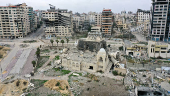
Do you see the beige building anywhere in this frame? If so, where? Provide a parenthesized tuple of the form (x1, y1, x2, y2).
(116, 19, 128, 30)
(34, 15, 38, 29)
(126, 44, 147, 57)
(61, 32, 109, 72)
(91, 26, 101, 32)
(0, 3, 33, 39)
(95, 13, 102, 27)
(42, 8, 73, 38)
(62, 48, 109, 72)
(148, 41, 170, 58)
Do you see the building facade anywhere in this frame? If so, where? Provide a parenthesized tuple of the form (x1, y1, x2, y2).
(0, 3, 35, 39)
(91, 26, 101, 32)
(148, 41, 170, 58)
(137, 9, 150, 23)
(102, 9, 113, 37)
(95, 13, 102, 26)
(42, 6, 73, 38)
(150, 0, 170, 42)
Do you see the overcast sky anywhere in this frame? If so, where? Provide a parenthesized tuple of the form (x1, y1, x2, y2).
(1, 0, 152, 13)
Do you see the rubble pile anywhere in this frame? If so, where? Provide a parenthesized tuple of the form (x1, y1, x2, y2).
(86, 74, 99, 81)
(0, 79, 29, 96)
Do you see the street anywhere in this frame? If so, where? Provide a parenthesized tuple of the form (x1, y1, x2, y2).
(0, 25, 45, 81)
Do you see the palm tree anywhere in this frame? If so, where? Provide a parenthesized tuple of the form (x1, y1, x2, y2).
(50, 39, 54, 46)
(32, 60, 36, 67)
(56, 39, 59, 46)
(61, 40, 65, 47)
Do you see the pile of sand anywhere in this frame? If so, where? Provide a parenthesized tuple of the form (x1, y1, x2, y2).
(86, 74, 99, 81)
(44, 79, 71, 95)
(0, 79, 29, 96)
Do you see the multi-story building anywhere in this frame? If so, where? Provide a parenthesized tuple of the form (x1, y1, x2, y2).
(42, 6, 73, 38)
(88, 11, 96, 26)
(95, 13, 102, 26)
(148, 41, 170, 58)
(34, 10, 46, 21)
(102, 9, 113, 37)
(0, 3, 34, 39)
(137, 9, 150, 23)
(150, 0, 170, 42)
(91, 26, 101, 32)
(34, 14, 38, 29)
(115, 19, 128, 30)
(73, 15, 81, 30)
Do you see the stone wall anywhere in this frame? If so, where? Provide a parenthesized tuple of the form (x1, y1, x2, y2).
(77, 40, 107, 52)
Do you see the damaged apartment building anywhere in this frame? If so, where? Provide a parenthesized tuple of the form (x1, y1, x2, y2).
(0, 3, 35, 39)
(42, 5, 73, 39)
(61, 32, 109, 72)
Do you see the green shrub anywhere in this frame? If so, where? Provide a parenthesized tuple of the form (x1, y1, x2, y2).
(55, 56, 60, 60)
(112, 71, 118, 76)
(56, 82, 60, 86)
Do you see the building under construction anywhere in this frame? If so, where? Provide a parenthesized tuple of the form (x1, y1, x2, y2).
(102, 9, 113, 37)
(42, 4, 73, 38)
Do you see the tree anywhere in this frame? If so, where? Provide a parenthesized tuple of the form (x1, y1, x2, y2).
(88, 25, 92, 32)
(65, 38, 69, 46)
(61, 40, 65, 47)
(56, 39, 59, 46)
(32, 61, 36, 67)
(36, 48, 40, 58)
(50, 39, 54, 46)
(36, 50, 40, 58)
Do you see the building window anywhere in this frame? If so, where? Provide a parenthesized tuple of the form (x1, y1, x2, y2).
(155, 51, 159, 53)
(161, 48, 166, 50)
(161, 51, 166, 53)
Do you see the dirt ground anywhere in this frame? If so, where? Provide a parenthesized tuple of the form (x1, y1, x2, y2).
(44, 68, 63, 76)
(69, 73, 129, 96)
(26, 86, 61, 96)
(0, 45, 10, 61)
(0, 79, 28, 96)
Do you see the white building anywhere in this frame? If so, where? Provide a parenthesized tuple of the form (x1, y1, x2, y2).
(95, 13, 102, 26)
(137, 9, 150, 23)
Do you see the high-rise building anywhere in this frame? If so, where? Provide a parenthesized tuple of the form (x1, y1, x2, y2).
(42, 5, 73, 38)
(0, 3, 34, 39)
(95, 13, 102, 26)
(150, 0, 170, 42)
(102, 9, 113, 37)
(137, 9, 150, 23)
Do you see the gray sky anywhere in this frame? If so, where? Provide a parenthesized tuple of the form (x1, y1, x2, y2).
(1, 0, 152, 13)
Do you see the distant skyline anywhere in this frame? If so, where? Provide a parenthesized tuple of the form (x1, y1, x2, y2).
(1, 0, 152, 13)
